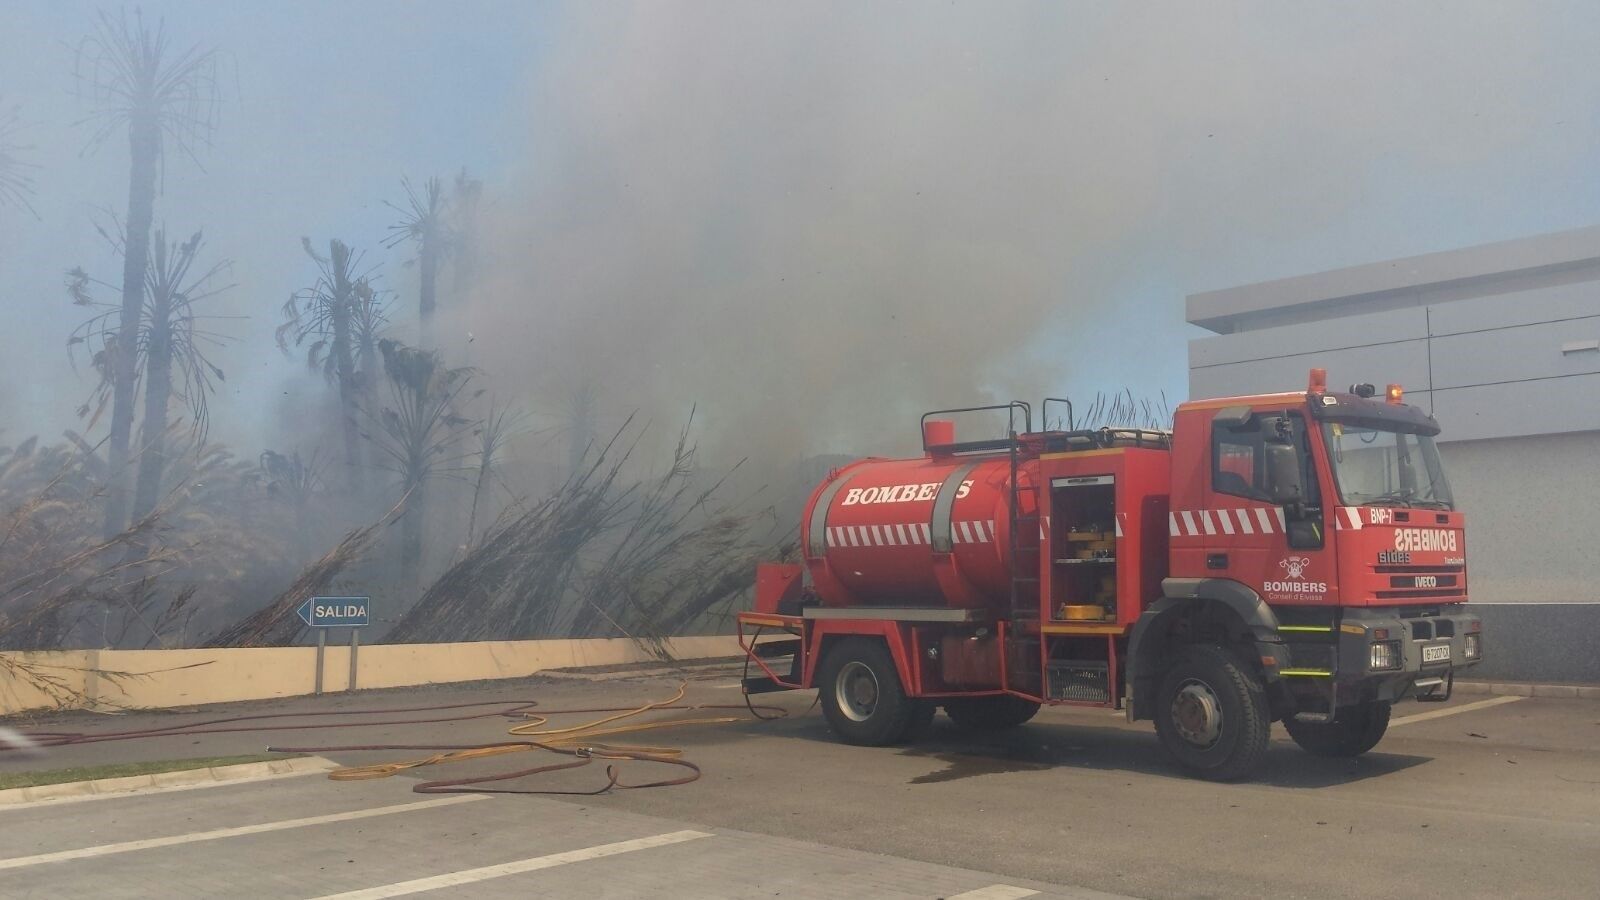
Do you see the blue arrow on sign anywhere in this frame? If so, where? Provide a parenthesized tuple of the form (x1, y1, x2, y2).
(297, 596, 371, 628)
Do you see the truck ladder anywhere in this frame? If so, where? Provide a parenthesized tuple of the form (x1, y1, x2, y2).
(1008, 429, 1041, 620)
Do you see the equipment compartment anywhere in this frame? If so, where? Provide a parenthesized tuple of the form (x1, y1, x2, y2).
(1050, 475, 1117, 621)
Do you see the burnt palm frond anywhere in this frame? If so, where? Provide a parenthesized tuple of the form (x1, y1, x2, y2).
(73, 8, 224, 167)
(279, 239, 373, 488)
(464, 399, 531, 548)
(385, 176, 451, 337)
(391, 411, 780, 647)
(142, 229, 234, 443)
(66, 229, 235, 444)
(449, 169, 482, 296)
(365, 339, 479, 485)
(363, 339, 479, 585)
(278, 238, 378, 377)
(383, 175, 451, 255)
(349, 278, 391, 392)
(259, 449, 326, 509)
(0, 99, 38, 215)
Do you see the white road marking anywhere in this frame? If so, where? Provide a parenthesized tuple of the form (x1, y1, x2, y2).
(0, 795, 486, 871)
(946, 886, 1041, 900)
(1388, 695, 1523, 727)
(0, 762, 337, 812)
(309, 830, 713, 899)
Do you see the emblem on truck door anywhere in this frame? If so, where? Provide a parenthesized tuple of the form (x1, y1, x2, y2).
(1264, 556, 1328, 600)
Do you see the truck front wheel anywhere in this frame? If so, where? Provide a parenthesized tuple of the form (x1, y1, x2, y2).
(1153, 645, 1271, 781)
(944, 695, 1041, 731)
(1284, 701, 1391, 757)
(818, 638, 920, 746)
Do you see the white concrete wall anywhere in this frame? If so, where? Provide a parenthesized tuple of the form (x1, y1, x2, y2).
(1189, 278, 1600, 441)
(1441, 432, 1600, 604)
(0, 635, 744, 715)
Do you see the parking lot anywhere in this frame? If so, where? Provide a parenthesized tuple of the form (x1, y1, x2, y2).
(3, 669, 1598, 899)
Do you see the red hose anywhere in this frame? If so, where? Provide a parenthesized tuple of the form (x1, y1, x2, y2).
(4, 691, 788, 796)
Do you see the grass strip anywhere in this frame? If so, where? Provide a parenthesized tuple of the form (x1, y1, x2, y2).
(0, 753, 304, 790)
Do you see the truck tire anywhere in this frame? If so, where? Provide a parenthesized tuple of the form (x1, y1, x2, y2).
(1284, 701, 1392, 757)
(943, 695, 1041, 731)
(1153, 645, 1271, 782)
(818, 638, 920, 746)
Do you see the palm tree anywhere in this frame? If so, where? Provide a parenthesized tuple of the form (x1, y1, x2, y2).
(465, 399, 528, 548)
(448, 170, 482, 364)
(279, 239, 374, 494)
(75, 9, 222, 535)
(365, 339, 478, 586)
(0, 99, 37, 216)
(258, 449, 326, 565)
(129, 230, 232, 521)
(385, 177, 450, 347)
(66, 229, 234, 524)
(348, 277, 391, 476)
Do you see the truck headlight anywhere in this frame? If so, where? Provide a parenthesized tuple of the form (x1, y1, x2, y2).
(1464, 634, 1480, 660)
(1370, 640, 1402, 671)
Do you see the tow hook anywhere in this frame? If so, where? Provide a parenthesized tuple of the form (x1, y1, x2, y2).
(1414, 670, 1454, 703)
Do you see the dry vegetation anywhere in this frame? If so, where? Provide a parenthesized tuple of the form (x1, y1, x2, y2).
(387, 415, 789, 649)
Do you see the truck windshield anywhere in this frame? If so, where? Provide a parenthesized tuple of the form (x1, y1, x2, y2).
(1321, 423, 1454, 509)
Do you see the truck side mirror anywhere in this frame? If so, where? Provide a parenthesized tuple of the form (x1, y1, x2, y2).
(1264, 442, 1303, 506)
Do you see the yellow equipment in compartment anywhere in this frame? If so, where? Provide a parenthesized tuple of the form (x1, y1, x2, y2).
(1059, 527, 1116, 621)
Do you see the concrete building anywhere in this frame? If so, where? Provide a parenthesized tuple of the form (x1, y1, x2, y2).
(1187, 225, 1600, 683)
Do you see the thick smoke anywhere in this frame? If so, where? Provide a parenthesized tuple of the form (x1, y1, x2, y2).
(3, 2, 1596, 468)
(456, 1, 1593, 467)
(463, 4, 1137, 465)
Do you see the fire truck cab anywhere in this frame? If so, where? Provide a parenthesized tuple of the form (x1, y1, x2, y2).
(739, 370, 1482, 781)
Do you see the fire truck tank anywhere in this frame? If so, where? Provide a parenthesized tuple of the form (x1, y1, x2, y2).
(802, 422, 1036, 611)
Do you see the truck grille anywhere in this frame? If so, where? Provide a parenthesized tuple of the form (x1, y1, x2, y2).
(1371, 565, 1466, 601)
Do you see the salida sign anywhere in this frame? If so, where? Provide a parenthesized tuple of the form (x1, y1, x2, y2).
(296, 596, 371, 628)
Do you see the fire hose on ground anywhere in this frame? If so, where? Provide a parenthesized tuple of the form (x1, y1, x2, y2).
(8, 682, 792, 796)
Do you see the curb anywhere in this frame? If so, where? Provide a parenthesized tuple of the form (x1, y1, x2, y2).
(0, 755, 337, 807)
(539, 660, 745, 683)
(1454, 680, 1600, 700)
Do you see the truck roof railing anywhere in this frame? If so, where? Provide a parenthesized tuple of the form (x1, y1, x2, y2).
(1038, 427, 1172, 453)
(920, 402, 1033, 454)
(920, 400, 1171, 456)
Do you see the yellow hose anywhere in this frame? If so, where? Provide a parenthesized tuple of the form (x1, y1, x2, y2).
(325, 682, 746, 784)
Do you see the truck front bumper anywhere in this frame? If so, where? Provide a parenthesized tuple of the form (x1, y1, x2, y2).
(1337, 606, 1482, 703)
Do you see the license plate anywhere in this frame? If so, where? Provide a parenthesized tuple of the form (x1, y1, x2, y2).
(1422, 643, 1451, 664)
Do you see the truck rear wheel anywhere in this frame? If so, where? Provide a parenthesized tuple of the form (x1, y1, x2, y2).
(818, 638, 920, 746)
(1284, 701, 1391, 757)
(944, 695, 1041, 731)
(1153, 645, 1271, 781)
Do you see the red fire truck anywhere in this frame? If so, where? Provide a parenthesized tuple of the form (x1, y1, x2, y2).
(738, 370, 1481, 780)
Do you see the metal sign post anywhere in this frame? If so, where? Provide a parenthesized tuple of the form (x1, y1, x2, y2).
(348, 628, 360, 691)
(299, 597, 371, 697)
(315, 630, 327, 695)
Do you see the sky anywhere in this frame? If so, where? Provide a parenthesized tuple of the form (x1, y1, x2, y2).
(2, 1, 1599, 467)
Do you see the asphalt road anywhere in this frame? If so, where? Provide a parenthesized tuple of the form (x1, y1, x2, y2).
(3, 670, 1598, 899)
